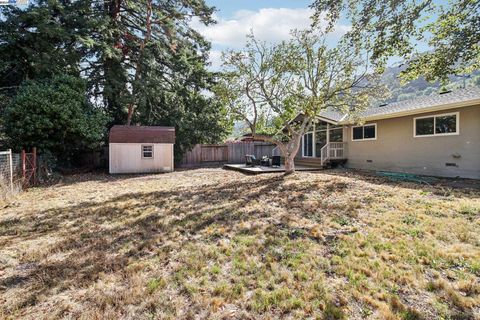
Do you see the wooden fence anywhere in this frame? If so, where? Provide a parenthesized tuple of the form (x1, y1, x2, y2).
(179, 142, 277, 167)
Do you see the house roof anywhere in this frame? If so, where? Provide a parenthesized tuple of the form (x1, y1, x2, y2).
(237, 133, 270, 142)
(109, 125, 175, 144)
(319, 87, 480, 123)
(318, 109, 346, 122)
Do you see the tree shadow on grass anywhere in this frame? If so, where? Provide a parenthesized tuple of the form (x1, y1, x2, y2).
(44, 171, 168, 187)
(0, 174, 326, 314)
(51, 167, 230, 188)
(1, 170, 477, 319)
(317, 168, 480, 198)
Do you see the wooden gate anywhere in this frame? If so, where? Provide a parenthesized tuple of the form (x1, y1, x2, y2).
(21, 147, 37, 188)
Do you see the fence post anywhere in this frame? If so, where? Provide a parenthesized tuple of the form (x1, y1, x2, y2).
(32, 147, 37, 186)
(8, 149, 13, 192)
(21, 149, 26, 185)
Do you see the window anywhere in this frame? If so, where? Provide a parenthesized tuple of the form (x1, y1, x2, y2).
(364, 125, 376, 139)
(353, 127, 363, 140)
(142, 145, 154, 158)
(303, 132, 313, 157)
(415, 117, 434, 136)
(414, 112, 458, 137)
(329, 128, 343, 142)
(435, 115, 457, 134)
(315, 121, 328, 130)
(352, 124, 377, 141)
(315, 130, 327, 157)
(303, 122, 346, 158)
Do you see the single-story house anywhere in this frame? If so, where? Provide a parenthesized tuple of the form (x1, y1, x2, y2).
(109, 125, 175, 174)
(295, 87, 480, 179)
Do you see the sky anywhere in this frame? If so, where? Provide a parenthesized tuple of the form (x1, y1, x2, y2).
(193, 0, 352, 70)
(193, 0, 449, 70)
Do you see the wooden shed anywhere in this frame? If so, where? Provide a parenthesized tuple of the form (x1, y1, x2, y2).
(109, 125, 175, 174)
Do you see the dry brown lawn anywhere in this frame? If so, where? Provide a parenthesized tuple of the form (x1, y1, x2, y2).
(0, 168, 479, 319)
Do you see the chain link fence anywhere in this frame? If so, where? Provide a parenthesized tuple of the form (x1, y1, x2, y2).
(0, 150, 22, 200)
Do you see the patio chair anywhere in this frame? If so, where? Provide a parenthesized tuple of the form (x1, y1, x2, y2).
(245, 155, 261, 167)
(271, 156, 281, 167)
(260, 156, 270, 166)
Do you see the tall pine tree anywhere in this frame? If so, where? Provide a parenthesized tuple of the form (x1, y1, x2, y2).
(0, 0, 230, 159)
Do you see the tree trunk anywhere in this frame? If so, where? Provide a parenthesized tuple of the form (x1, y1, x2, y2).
(251, 129, 304, 176)
(284, 153, 296, 175)
(283, 129, 304, 176)
(126, 104, 134, 125)
(123, 0, 153, 126)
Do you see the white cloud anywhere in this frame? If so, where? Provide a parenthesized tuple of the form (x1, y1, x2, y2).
(193, 8, 351, 70)
(193, 8, 350, 49)
(207, 50, 223, 70)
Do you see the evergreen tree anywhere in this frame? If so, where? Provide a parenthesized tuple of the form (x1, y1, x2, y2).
(4, 75, 109, 164)
(0, 0, 230, 161)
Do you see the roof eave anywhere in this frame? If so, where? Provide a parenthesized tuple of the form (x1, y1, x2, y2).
(339, 99, 480, 124)
(315, 115, 340, 125)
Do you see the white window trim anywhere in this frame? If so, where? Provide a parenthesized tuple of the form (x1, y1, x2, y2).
(328, 127, 344, 143)
(141, 144, 154, 159)
(351, 123, 377, 141)
(302, 131, 314, 158)
(302, 122, 345, 157)
(413, 112, 460, 138)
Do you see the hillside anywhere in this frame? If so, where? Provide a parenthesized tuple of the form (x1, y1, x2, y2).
(229, 68, 480, 139)
(381, 66, 480, 104)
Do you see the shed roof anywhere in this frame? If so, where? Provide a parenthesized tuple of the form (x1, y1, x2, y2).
(319, 87, 480, 123)
(109, 125, 175, 144)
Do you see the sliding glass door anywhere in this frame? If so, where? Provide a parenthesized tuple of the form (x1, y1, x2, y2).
(302, 122, 344, 158)
(303, 132, 313, 157)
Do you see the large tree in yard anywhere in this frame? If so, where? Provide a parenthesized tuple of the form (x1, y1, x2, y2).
(3, 75, 109, 164)
(87, 0, 217, 126)
(311, 0, 480, 82)
(0, 0, 230, 161)
(218, 32, 384, 174)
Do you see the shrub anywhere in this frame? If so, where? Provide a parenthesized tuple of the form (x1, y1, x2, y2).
(4, 75, 109, 166)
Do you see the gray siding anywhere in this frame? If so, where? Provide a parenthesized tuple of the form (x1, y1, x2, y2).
(345, 105, 480, 179)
